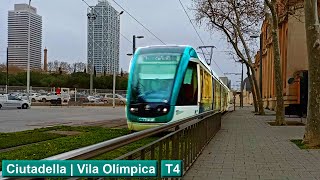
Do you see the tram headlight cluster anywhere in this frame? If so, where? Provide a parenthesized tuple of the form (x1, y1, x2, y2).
(156, 107, 168, 113)
(130, 107, 138, 112)
(129, 104, 169, 115)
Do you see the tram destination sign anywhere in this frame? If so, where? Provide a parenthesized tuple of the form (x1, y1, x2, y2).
(142, 54, 181, 61)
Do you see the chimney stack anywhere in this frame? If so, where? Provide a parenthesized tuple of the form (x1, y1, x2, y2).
(44, 48, 48, 72)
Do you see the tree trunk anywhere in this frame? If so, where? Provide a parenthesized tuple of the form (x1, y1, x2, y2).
(266, 0, 285, 125)
(232, 2, 265, 115)
(303, 0, 320, 146)
(270, 5, 286, 125)
(249, 65, 265, 115)
(246, 65, 258, 112)
(271, 28, 286, 125)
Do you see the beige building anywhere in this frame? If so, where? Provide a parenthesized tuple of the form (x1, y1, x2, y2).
(253, 1, 310, 116)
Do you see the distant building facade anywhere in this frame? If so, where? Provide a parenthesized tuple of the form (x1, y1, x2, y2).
(8, 4, 42, 70)
(87, 0, 120, 75)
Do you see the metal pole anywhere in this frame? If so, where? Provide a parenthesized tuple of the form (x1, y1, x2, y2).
(259, 33, 263, 99)
(241, 62, 244, 108)
(112, 12, 123, 108)
(27, 0, 31, 101)
(90, 13, 94, 95)
(133, 35, 136, 54)
(6, 47, 8, 94)
(233, 95, 236, 111)
(74, 88, 77, 103)
(113, 67, 116, 108)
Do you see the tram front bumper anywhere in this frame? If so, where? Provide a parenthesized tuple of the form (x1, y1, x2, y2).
(127, 121, 166, 131)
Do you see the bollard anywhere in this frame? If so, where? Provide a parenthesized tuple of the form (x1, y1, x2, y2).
(233, 95, 236, 111)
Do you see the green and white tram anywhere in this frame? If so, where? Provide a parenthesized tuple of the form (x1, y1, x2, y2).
(126, 45, 230, 131)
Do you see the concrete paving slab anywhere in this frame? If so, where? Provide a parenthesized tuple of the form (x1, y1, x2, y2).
(183, 107, 320, 180)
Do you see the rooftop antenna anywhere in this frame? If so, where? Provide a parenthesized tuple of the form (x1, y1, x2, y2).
(197, 46, 216, 65)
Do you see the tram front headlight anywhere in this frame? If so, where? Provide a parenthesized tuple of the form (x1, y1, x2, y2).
(130, 107, 138, 112)
(163, 108, 168, 113)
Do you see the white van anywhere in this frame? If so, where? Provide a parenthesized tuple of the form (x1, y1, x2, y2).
(0, 94, 31, 109)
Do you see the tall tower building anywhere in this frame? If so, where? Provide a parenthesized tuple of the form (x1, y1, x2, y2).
(8, 4, 42, 70)
(87, 0, 120, 75)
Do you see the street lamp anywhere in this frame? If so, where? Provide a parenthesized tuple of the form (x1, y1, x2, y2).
(236, 60, 244, 108)
(112, 11, 124, 108)
(250, 34, 263, 98)
(87, 8, 97, 95)
(133, 35, 144, 54)
(27, 0, 32, 101)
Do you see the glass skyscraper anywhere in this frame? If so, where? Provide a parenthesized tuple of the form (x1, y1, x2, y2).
(87, 0, 120, 75)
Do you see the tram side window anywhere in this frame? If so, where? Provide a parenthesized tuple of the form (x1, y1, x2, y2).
(200, 70, 213, 112)
(177, 62, 198, 106)
(214, 80, 221, 111)
(212, 78, 215, 110)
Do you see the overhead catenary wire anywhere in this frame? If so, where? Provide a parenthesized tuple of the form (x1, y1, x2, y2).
(109, 0, 166, 45)
(178, 0, 224, 75)
(121, 34, 132, 44)
(81, 0, 132, 45)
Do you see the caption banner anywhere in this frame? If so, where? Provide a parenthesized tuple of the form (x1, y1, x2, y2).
(2, 160, 182, 177)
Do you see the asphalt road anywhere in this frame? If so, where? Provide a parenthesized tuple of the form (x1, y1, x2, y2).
(0, 106, 126, 132)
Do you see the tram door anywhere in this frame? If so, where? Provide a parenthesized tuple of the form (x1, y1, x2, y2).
(174, 62, 199, 121)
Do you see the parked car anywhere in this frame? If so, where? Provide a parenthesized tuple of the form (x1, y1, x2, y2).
(70, 94, 88, 102)
(17, 93, 40, 102)
(37, 93, 57, 102)
(34, 93, 48, 102)
(103, 94, 126, 105)
(0, 94, 31, 109)
(37, 93, 70, 103)
(87, 95, 103, 103)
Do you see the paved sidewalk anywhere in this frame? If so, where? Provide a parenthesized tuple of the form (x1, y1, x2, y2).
(183, 107, 320, 180)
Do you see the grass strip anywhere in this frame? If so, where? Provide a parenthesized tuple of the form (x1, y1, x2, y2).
(0, 126, 131, 170)
(0, 127, 70, 149)
(291, 139, 320, 149)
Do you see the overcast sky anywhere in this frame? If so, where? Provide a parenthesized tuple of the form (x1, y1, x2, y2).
(0, 0, 247, 90)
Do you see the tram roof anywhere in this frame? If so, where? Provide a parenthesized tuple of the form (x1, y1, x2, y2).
(136, 45, 229, 91)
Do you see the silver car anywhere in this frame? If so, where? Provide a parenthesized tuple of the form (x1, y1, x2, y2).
(103, 94, 126, 105)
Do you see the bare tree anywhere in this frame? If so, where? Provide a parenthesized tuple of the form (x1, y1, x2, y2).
(0, 63, 6, 72)
(47, 62, 54, 72)
(53, 60, 60, 72)
(59, 62, 72, 74)
(193, 0, 265, 114)
(303, 0, 320, 146)
(73, 62, 86, 72)
(231, 54, 258, 111)
(265, 0, 286, 125)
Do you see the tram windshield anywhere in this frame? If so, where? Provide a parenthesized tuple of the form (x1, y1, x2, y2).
(130, 52, 182, 104)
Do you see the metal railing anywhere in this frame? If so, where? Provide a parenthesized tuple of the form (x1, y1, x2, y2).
(0, 111, 221, 179)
